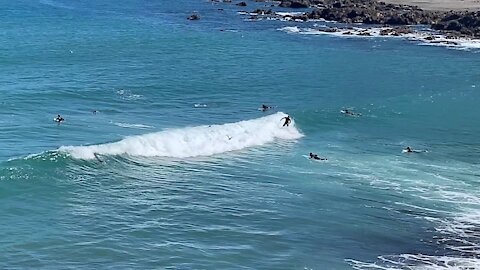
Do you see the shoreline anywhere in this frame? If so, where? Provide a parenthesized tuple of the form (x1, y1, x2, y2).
(379, 0, 480, 11)
(228, 0, 480, 39)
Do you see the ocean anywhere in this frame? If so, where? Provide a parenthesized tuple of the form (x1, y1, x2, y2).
(1, 0, 479, 269)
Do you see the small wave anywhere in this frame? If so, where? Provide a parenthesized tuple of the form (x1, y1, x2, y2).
(59, 112, 303, 160)
(116, 89, 144, 101)
(279, 26, 301, 34)
(113, 122, 154, 129)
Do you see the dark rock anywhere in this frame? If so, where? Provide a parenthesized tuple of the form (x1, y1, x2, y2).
(292, 14, 309, 21)
(347, 9, 358, 18)
(290, 0, 311, 8)
(442, 13, 461, 22)
(431, 23, 445, 30)
(280, 0, 311, 8)
(445, 20, 462, 31)
(385, 15, 407, 25)
(357, 31, 372, 36)
(458, 15, 479, 28)
(236, 1, 247, 6)
(275, 0, 480, 38)
(252, 8, 275, 15)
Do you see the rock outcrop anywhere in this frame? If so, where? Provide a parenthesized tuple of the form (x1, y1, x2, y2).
(277, 0, 480, 37)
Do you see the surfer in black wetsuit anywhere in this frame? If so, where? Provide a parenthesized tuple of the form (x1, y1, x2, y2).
(281, 115, 291, 127)
(261, 104, 272, 112)
(55, 114, 65, 123)
(93, 153, 103, 162)
(342, 109, 361, 116)
(309, 152, 327, 160)
(403, 146, 428, 153)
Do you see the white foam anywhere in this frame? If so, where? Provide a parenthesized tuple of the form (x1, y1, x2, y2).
(113, 122, 154, 129)
(60, 112, 303, 160)
(279, 26, 480, 50)
(279, 26, 301, 33)
(116, 89, 144, 101)
(348, 255, 480, 270)
(276, 12, 304, 17)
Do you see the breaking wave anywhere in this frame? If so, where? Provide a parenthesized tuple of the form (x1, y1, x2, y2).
(59, 112, 302, 160)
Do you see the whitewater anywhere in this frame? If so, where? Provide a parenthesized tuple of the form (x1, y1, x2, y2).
(60, 112, 302, 160)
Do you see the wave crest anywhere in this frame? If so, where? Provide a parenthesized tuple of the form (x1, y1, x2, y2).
(59, 112, 302, 160)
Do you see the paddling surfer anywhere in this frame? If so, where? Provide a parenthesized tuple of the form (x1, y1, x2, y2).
(309, 152, 327, 160)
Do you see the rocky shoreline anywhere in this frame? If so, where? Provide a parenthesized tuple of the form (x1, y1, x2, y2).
(278, 0, 480, 38)
(210, 0, 480, 39)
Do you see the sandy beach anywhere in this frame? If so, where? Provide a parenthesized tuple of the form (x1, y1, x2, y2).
(380, 0, 480, 11)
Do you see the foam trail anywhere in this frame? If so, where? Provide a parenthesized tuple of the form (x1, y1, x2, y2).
(60, 112, 302, 160)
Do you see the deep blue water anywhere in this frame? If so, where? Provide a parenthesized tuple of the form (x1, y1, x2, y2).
(1, 0, 479, 269)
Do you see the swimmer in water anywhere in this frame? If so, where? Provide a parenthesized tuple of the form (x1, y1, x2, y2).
(261, 104, 272, 112)
(54, 114, 65, 123)
(404, 146, 415, 153)
(309, 152, 327, 160)
(403, 146, 428, 153)
(281, 115, 291, 127)
(342, 109, 361, 116)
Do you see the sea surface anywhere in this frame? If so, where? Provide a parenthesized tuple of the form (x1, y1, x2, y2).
(1, 0, 479, 269)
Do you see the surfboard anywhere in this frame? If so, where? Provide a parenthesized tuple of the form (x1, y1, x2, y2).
(258, 106, 274, 111)
(402, 149, 428, 153)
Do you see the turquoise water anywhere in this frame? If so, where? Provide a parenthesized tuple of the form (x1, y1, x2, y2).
(1, 0, 479, 269)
